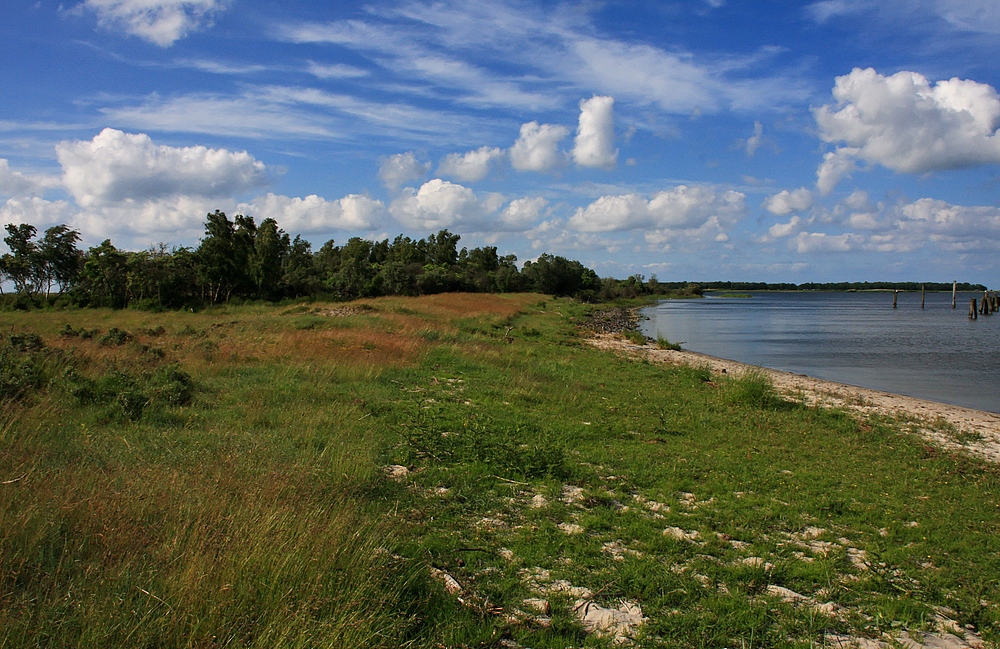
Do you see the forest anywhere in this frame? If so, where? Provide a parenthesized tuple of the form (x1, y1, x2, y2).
(1, 212, 986, 311)
(0, 211, 606, 309)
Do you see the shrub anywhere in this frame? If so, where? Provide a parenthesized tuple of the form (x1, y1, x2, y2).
(0, 342, 47, 401)
(98, 327, 132, 346)
(727, 368, 778, 409)
(656, 335, 681, 351)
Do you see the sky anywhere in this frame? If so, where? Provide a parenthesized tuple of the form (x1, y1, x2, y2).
(3, 0, 1000, 285)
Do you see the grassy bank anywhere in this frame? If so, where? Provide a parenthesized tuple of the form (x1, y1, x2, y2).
(2, 295, 998, 648)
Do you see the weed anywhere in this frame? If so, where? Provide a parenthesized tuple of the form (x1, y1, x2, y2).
(623, 329, 648, 345)
(656, 334, 682, 351)
(98, 327, 132, 347)
(726, 368, 779, 408)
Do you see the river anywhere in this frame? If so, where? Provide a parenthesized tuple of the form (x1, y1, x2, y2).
(640, 291, 1000, 414)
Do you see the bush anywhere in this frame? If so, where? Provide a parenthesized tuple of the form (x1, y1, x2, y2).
(0, 341, 47, 401)
(727, 368, 778, 409)
(98, 327, 132, 347)
(656, 335, 681, 351)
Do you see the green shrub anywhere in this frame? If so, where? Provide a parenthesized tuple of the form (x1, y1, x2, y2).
(623, 329, 647, 345)
(727, 368, 778, 409)
(656, 334, 681, 351)
(0, 342, 47, 401)
(98, 327, 132, 346)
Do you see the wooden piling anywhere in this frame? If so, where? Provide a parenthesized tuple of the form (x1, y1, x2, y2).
(893, 290, 898, 309)
(952, 281, 957, 309)
(921, 284, 925, 309)
(970, 298, 978, 319)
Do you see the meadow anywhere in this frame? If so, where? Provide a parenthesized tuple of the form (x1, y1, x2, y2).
(1, 293, 998, 648)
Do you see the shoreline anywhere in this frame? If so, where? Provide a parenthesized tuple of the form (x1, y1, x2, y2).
(587, 333, 1000, 465)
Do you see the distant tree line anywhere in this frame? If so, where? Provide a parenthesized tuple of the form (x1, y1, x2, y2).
(0, 212, 604, 310)
(692, 280, 988, 292)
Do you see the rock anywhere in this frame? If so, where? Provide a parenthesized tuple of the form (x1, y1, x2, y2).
(558, 522, 585, 535)
(429, 567, 462, 595)
(663, 526, 700, 542)
(384, 464, 409, 480)
(523, 598, 551, 614)
(574, 599, 646, 645)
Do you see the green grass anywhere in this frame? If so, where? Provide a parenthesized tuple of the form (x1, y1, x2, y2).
(2, 295, 999, 648)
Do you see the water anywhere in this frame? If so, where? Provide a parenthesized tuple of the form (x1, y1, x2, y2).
(641, 291, 1000, 413)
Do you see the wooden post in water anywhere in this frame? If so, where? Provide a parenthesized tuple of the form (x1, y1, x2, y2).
(970, 298, 978, 319)
(921, 284, 925, 309)
(952, 281, 957, 309)
(983, 291, 991, 315)
(893, 290, 898, 309)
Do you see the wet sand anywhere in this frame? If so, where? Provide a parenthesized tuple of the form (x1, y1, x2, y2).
(588, 334, 1000, 465)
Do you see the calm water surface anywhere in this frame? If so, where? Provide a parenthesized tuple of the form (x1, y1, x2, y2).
(641, 291, 1000, 413)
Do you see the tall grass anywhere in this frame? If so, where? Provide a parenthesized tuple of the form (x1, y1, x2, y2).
(4, 294, 1000, 648)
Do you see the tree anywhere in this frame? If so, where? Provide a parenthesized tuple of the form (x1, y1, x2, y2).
(75, 240, 128, 308)
(249, 218, 289, 300)
(38, 225, 82, 296)
(1, 223, 43, 298)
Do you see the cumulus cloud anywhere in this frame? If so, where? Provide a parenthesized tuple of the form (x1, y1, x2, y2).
(83, 0, 228, 47)
(764, 187, 814, 215)
(572, 96, 617, 169)
(768, 215, 802, 238)
(499, 196, 548, 229)
(791, 231, 854, 253)
(437, 146, 506, 183)
(56, 128, 268, 208)
(740, 121, 764, 156)
(390, 179, 504, 230)
(379, 152, 431, 190)
(0, 160, 60, 197)
(816, 148, 859, 195)
(568, 185, 746, 245)
(814, 68, 1000, 185)
(0, 197, 76, 229)
(239, 193, 385, 233)
(510, 122, 569, 172)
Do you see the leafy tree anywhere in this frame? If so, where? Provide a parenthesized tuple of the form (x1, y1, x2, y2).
(38, 225, 82, 296)
(249, 218, 289, 300)
(1, 224, 43, 298)
(75, 240, 128, 308)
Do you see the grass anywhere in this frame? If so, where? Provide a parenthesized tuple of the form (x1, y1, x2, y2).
(2, 294, 1000, 648)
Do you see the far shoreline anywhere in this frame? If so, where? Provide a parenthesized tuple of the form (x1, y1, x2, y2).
(588, 333, 1000, 465)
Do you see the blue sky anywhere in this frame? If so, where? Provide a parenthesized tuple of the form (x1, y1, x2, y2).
(3, 0, 1000, 285)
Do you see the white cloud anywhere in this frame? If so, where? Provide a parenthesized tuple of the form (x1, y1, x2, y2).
(764, 187, 814, 215)
(768, 215, 802, 238)
(568, 185, 746, 246)
(56, 128, 268, 208)
(499, 196, 548, 229)
(83, 0, 228, 47)
(0, 160, 60, 197)
(277, 2, 810, 116)
(573, 95, 617, 169)
(791, 231, 854, 253)
(378, 152, 431, 190)
(437, 146, 506, 183)
(815, 68, 1000, 180)
(0, 197, 76, 229)
(815, 148, 859, 195)
(72, 195, 222, 244)
(510, 122, 569, 172)
(741, 121, 764, 156)
(390, 178, 502, 230)
(304, 61, 370, 79)
(239, 193, 385, 233)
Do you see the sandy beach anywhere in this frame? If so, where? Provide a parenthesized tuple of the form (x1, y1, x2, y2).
(588, 333, 1000, 465)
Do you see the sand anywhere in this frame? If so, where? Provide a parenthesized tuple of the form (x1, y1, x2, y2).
(587, 334, 1000, 465)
